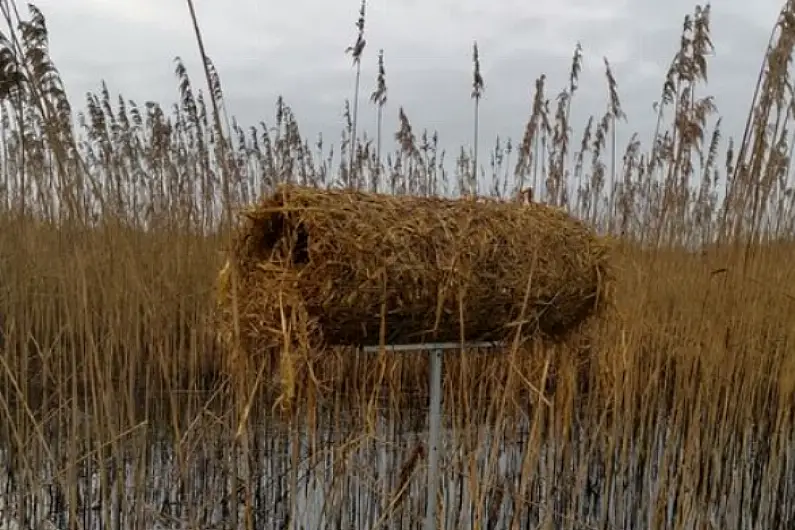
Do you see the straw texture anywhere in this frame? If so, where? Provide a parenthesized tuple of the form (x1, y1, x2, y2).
(217, 185, 614, 352)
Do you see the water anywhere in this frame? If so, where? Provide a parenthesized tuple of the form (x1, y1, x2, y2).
(0, 409, 791, 530)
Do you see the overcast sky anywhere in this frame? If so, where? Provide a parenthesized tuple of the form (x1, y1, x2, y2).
(28, 0, 787, 185)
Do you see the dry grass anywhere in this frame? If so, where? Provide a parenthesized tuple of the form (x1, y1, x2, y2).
(0, 0, 794, 528)
(215, 184, 612, 403)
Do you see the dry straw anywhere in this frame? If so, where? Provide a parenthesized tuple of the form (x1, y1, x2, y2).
(216, 184, 614, 363)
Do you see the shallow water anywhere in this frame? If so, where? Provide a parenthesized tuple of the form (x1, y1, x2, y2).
(0, 411, 790, 530)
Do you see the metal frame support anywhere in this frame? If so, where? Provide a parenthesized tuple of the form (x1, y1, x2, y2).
(362, 341, 500, 530)
(425, 346, 442, 530)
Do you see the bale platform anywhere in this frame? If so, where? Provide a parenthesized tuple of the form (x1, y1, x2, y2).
(217, 185, 613, 353)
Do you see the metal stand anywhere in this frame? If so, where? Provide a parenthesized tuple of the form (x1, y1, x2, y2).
(426, 347, 442, 530)
(362, 341, 500, 530)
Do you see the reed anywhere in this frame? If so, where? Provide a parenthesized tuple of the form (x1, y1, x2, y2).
(0, 0, 793, 528)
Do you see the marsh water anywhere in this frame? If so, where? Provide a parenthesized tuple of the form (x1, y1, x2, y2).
(0, 405, 790, 530)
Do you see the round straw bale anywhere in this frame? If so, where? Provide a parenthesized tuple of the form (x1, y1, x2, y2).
(218, 184, 614, 350)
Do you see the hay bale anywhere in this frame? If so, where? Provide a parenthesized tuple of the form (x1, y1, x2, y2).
(217, 184, 613, 351)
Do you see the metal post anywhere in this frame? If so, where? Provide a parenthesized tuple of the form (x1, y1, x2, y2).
(360, 341, 500, 530)
(425, 347, 443, 530)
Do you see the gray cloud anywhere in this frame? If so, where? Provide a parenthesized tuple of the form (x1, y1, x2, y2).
(31, 0, 788, 187)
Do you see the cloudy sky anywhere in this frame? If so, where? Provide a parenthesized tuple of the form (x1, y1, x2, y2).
(28, 0, 787, 184)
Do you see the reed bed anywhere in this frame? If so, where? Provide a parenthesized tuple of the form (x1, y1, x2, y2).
(0, 0, 794, 528)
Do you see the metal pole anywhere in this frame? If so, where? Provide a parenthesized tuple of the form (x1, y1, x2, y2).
(360, 341, 500, 530)
(425, 347, 443, 530)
